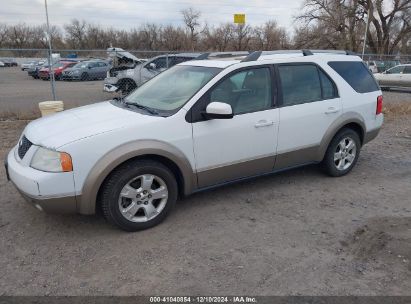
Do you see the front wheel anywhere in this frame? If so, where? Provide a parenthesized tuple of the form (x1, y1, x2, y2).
(100, 159, 178, 232)
(322, 128, 361, 177)
(119, 79, 137, 95)
(80, 72, 88, 81)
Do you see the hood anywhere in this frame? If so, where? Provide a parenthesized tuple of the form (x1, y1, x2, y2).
(107, 47, 140, 62)
(24, 101, 160, 149)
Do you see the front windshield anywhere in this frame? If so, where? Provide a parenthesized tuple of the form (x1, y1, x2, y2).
(125, 65, 221, 113)
(52, 62, 65, 68)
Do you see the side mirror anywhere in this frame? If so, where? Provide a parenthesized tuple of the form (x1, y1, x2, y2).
(148, 63, 156, 70)
(203, 102, 234, 119)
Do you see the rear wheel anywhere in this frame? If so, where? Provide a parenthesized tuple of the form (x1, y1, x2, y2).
(100, 159, 178, 232)
(322, 128, 361, 177)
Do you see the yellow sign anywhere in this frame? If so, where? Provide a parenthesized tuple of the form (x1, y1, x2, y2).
(234, 14, 245, 24)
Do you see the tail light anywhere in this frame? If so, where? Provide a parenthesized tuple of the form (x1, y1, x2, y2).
(376, 95, 383, 115)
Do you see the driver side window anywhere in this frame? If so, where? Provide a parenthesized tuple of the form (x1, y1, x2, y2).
(209, 67, 272, 115)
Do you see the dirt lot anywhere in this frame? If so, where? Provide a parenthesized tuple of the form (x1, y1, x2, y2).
(0, 66, 411, 296)
(0, 67, 112, 117)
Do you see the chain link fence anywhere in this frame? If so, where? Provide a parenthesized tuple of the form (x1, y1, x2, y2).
(1, 48, 410, 119)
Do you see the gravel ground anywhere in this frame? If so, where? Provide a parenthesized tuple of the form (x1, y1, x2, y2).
(0, 114, 410, 295)
(0, 67, 112, 116)
(0, 65, 411, 295)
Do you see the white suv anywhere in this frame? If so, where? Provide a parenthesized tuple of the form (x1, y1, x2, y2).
(5, 50, 384, 231)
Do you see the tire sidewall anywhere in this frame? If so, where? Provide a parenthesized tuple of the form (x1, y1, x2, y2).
(104, 161, 178, 231)
(324, 128, 361, 177)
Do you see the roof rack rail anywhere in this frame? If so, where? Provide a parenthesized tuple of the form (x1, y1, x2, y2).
(309, 49, 357, 55)
(241, 49, 358, 62)
(197, 51, 250, 60)
(241, 50, 313, 62)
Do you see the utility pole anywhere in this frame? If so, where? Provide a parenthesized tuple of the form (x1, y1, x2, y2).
(362, 4, 371, 59)
(44, 0, 56, 100)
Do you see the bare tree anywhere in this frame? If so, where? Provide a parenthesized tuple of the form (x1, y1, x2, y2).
(232, 24, 252, 50)
(181, 7, 201, 50)
(0, 23, 9, 47)
(64, 19, 87, 49)
(297, 0, 411, 53)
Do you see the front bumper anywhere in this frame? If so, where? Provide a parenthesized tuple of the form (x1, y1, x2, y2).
(103, 83, 119, 92)
(103, 77, 120, 92)
(5, 147, 77, 214)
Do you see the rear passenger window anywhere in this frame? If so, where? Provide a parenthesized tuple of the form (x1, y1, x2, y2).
(319, 69, 337, 99)
(328, 61, 379, 93)
(278, 65, 322, 106)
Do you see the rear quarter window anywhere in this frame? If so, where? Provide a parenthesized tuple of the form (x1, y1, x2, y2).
(328, 61, 379, 93)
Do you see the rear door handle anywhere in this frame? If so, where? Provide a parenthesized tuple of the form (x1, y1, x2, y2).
(325, 107, 339, 114)
(255, 120, 274, 128)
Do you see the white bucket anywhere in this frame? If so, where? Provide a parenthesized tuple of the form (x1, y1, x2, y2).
(38, 101, 64, 117)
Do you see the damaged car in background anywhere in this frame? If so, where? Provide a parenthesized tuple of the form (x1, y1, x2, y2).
(103, 49, 202, 95)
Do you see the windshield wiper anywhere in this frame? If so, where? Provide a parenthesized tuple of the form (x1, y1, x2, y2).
(124, 102, 159, 115)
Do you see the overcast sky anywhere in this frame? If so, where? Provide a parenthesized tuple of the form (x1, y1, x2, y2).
(2, 0, 303, 30)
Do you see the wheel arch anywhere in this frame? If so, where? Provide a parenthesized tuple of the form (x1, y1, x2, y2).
(77, 140, 196, 215)
(318, 112, 366, 162)
(118, 78, 137, 91)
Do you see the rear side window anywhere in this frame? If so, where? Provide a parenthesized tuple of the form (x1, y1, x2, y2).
(319, 69, 337, 99)
(404, 66, 411, 74)
(328, 61, 379, 93)
(278, 64, 322, 106)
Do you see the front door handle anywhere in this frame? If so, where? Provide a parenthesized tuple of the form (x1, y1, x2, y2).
(325, 107, 339, 114)
(255, 120, 274, 128)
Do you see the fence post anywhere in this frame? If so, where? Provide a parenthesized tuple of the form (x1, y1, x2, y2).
(44, 0, 56, 101)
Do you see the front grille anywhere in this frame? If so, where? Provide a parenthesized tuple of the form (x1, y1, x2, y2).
(18, 136, 33, 159)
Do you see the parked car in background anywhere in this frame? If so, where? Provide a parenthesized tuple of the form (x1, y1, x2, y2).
(366, 61, 382, 73)
(374, 64, 411, 89)
(38, 61, 78, 80)
(61, 60, 111, 81)
(21, 60, 40, 71)
(0, 58, 18, 67)
(27, 60, 48, 79)
(104, 53, 202, 95)
(365, 60, 401, 73)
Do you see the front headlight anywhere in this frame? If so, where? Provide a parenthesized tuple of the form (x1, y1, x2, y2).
(30, 147, 73, 172)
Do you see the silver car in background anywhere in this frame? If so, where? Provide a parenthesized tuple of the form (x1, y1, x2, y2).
(61, 59, 111, 81)
(374, 64, 411, 89)
(21, 60, 41, 71)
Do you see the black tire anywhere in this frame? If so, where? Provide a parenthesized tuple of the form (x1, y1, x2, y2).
(81, 72, 88, 81)
(119, 79, 137, 95)
(322, 128, 361, 177)
(100, 159, 178, 232)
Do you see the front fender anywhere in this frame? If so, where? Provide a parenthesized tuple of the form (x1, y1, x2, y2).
(77, 140, 196, 214)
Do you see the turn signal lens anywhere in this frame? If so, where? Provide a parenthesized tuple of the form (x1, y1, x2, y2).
(60, 152, 73, 172)
(376, 95, 383, 115)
